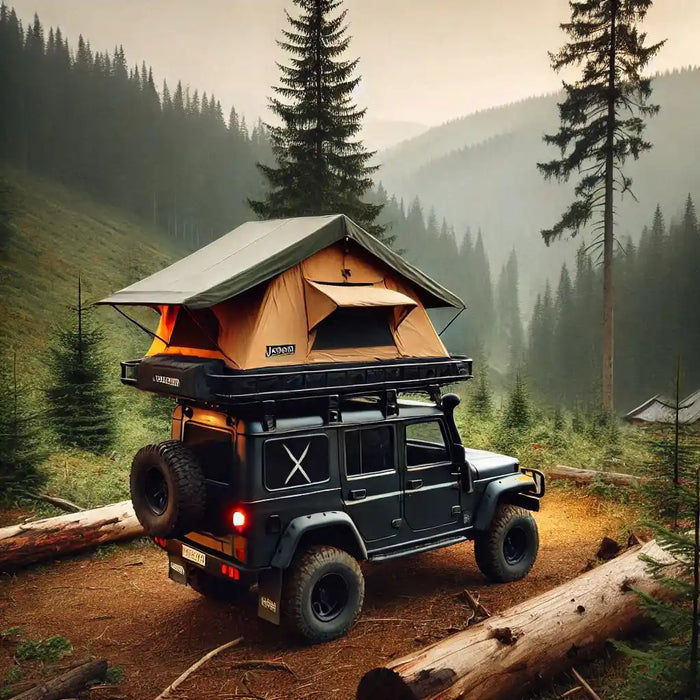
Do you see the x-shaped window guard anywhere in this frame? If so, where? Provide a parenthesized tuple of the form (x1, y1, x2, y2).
(283, 442, 312, 485)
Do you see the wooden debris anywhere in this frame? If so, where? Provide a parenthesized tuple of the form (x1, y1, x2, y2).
(548, 464, 643, 487)
(356, 539, 674, 700)
(154, 636, 243, 699)
(571, 667, 601, 700)
(0, 500, 144, 570)
(230, 660, 293, 674)
(23, 492, 85, 513)
(13, 658, 107, 700)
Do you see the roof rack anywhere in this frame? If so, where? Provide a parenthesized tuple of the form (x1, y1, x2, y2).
(121, 354, 472, 409)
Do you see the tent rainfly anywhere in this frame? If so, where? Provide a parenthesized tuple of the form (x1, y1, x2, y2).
(99, 215, 465, 370)
(624, 389, 700, 425)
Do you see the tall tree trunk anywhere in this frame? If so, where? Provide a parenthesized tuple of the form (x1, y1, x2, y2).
(691, 466, 700, 694)
(602, 0, 617, 412)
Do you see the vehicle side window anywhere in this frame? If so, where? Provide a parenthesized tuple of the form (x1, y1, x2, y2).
(345, 426, 394, 477)
(264, 434, 329, 490)
(405, 420, 449, 467)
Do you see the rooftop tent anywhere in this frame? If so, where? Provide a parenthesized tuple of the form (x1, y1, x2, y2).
(99, 215, 464, 370)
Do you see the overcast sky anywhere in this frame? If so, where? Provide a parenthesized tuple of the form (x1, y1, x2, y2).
(10, 0, 700, 129)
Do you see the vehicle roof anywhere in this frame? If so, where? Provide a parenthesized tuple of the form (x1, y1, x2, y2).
(243, 399, 443, 435)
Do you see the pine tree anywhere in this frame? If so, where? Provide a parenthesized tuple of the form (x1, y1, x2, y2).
(538, 0, 665, 412)
(249, 0, 385, 238)
(503, 374, 531, 432)
(45, 278, 114, 453)
(470, 370, 493, 419)
(0, 350, 46, 500)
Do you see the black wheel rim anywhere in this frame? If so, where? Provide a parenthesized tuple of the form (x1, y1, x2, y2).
(143, 467, 169, 516)
(311, 573, 349, 623)
(503, 526, 528, 565)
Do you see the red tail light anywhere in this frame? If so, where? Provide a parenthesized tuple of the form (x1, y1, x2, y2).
(220, 563, 240, 580)
(232, 509, 247, 530)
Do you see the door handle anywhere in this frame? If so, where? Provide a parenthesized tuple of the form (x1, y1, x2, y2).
(349, 489, 366, 501)
(406, 479, 423, 490)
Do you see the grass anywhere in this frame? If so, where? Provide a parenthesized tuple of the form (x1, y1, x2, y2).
(454, 397, 653, 478)
(0, 168, 181, 510)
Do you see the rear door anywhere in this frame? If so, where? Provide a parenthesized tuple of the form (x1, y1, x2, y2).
(341, 424, 401, 543)
(402, 418, 461, 532)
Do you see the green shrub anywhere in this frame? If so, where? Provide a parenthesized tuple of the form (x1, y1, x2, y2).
(15, 636, 73, 663)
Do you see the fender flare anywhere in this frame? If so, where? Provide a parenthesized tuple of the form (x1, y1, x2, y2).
(474, 473, 539, 531)
(270, 511, 368, 568)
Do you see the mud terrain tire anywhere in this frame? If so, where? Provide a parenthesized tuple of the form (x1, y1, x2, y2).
(130, 440, 206, 537)
(474, 504, 539, 583)
(282, 545, 364, 644)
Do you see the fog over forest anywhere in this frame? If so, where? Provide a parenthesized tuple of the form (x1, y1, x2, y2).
(2, 0, 699, 409)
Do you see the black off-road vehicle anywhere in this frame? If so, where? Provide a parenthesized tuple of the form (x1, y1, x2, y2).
(126, 355, 545, 643)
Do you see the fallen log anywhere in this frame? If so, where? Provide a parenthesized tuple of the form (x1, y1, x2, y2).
(12, 658, 107, 700)
(0, 500, 144, 570)
(548, 464, 644, 487)
(356, 539, 672, 700)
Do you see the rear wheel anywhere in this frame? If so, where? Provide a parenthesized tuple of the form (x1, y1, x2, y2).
(282, 545, 364, 644)
(474, 504, 539, 583)
(130, 441, 206, 538)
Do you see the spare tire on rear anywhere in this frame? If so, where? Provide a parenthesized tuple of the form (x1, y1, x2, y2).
(130, 440, 206, 537)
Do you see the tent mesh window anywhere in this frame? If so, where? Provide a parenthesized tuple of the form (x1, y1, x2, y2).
(312, 308, 395, 350)
(169, 308, 220, 351)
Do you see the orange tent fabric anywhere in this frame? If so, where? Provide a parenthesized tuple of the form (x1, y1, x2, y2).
(146, 240, 449, 369)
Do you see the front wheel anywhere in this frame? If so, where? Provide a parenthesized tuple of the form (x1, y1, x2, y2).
(474, 504, 539, 583)
(282, 545, 364, 644)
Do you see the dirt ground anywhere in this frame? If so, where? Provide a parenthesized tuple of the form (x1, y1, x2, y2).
(0, 488, 638, 700)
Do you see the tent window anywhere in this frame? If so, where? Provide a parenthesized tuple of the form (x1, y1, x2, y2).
(169, 308, 220, 350)
(312, 308, 394, 350)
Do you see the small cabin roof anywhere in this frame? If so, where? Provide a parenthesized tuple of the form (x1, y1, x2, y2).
(98, 214, 464, 310)
(624, 389, 700, 424)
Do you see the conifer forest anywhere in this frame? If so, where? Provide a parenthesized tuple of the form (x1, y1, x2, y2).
(0, 1, 699, 699)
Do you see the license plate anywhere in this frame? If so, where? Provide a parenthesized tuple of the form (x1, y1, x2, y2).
(181, 544, 206, 568)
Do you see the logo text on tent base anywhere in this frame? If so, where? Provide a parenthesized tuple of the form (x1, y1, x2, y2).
(266, 344, 296, 358)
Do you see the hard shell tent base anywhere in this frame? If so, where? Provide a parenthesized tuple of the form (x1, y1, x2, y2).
(121, 354, 472, 406)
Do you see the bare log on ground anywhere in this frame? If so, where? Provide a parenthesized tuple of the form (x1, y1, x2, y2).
(12, 658, 107, 700)
(0, 500, 144, 570)
(548, 464, 644, 487)
(356, 540, 672, 700)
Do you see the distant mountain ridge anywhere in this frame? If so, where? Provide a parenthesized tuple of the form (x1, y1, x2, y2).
(376, 67, 700, 306)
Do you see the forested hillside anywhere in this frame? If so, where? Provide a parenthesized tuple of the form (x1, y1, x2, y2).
(377, 68, 700, 305)
(526, 197, 700, 410)
(2, 4, 697, 408)
(0, 5, 270, 248)
(0, 4, 508, 369)
(0, 168, 177, 367)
